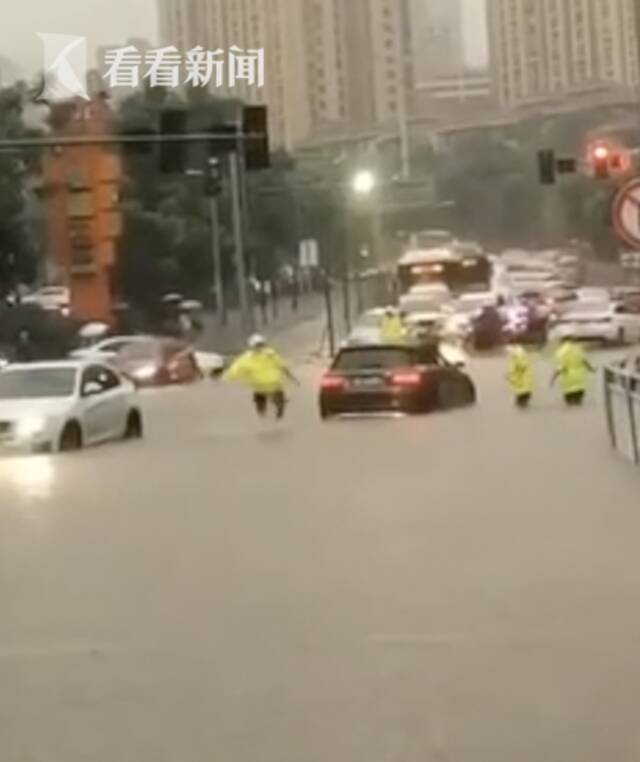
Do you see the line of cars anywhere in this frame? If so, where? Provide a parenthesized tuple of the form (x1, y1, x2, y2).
(496, 250, 640, 346)
(318, 245, 637, 422)
(547, 287, 640, 345)
(348, 250, 640, 353)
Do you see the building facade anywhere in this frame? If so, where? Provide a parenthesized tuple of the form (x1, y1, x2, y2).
(409, 0, 465, 87)
(42, 98, 123, 323)
(487, 0, 639, 109)
(156, 0, 413, 148)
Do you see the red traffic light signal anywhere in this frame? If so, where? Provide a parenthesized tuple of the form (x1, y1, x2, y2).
(591, 143, 610, 178)
(592, 144, 610, 161)
(588, 142, 631, 179)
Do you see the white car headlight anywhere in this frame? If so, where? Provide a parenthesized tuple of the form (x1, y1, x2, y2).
(15, 416, 48, 440)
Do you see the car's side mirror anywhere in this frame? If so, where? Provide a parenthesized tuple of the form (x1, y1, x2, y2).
(82, 381, 103, 397)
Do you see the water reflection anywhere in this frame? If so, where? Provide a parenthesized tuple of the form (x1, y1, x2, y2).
(0, 455, 55, 501)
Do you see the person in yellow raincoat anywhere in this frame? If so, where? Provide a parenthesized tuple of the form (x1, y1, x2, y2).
(223, 334, 299, 419)
(551, 335, 595, 406)
(379, 307, 408, 344)
(507, 343, 534, 408)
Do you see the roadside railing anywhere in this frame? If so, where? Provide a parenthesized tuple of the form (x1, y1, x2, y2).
(604, 359, 640, 465)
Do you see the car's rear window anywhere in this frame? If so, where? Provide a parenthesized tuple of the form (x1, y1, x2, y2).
(333, 348, 414, 371)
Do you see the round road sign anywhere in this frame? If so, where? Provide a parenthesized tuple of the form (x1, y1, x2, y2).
(613, 178, 640, 250)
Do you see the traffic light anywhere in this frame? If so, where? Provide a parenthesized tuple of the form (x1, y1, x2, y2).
(591, 143, 610, 179)
(159, 108, 188, 173)
(537, 149, 556, 185)
(243, 105, 270, 170)
(205, 157, 223, 197)
(609, 150, 631, 173)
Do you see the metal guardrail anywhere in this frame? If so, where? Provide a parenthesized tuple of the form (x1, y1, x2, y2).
(604, 359, 640, 465)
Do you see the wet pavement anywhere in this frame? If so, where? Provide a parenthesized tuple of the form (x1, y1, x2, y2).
(2, 331, 640, 761)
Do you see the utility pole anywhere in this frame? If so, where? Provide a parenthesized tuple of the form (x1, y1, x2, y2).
(636, 0, 640, 99)
(342, 196, 352, 334)
(209, 190, 225, 325)
(188, 158, 225, 326)
(322, 270, 336, 357)
(397, 59, 412, 180)
(229, 152, 252, 337)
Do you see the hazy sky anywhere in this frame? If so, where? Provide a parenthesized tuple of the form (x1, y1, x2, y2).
(0, 0, 158, 78)
(0, 0, 488, 79)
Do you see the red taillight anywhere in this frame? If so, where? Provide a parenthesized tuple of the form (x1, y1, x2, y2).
(391, 369, 422, 387)
(321, 373, 346, 390)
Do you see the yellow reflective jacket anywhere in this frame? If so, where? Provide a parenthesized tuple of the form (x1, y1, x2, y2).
(507, 347, 534, 395)
(224, 347, 288, 393)
(554, 341, 590, 394)
(380, 315, 408, 344)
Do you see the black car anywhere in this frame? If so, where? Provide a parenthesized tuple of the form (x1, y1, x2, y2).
(319, 343, 476, 419)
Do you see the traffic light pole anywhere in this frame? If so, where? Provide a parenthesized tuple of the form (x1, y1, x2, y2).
(237, 146, 256, 323)
(209, 193, 225, 326)
(229, 151, 253, 338)
(342, 194, 352, 334)
(636, 2, 640, 91)
(0, 132, 263, 152)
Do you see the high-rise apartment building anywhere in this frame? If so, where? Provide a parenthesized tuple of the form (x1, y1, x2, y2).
(156, 0, 413, 148)
(487, 0, 639, 109)
(409, 0, 465, 86)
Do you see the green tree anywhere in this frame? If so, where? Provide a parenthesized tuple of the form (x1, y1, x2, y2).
(405, 107, 626, 255)
(0, 84, 42, 293)
(115, 86, 240, 307)
(115, 87, 348, 313)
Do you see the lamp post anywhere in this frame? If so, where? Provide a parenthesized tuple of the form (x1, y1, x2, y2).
(351, 169, 382, 265)
(342, 170, 378, 332)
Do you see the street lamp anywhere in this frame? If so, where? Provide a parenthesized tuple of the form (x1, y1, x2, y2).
(345, 170, 380, 325)
(351, 170, 376, 195)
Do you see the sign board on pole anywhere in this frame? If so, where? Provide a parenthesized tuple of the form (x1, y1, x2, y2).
(299, 238, 319, 268)
(613, 178, 640, 249)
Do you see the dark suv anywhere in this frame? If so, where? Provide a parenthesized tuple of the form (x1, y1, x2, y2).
(319, 344, 476, 419)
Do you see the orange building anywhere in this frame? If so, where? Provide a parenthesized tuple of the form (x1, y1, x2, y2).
(42, 97, 122, 324)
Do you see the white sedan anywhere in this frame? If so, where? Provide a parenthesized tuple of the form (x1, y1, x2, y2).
(72, 336, 225, 377)
(70, 335, 154, 362)
(548, 300, 640, 345)
(0, 361, 143, 454)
